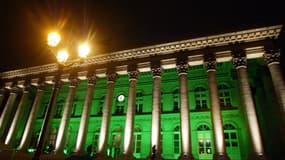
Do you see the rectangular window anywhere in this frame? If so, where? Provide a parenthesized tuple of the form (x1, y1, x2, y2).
(134, 134, 142, 153)
(54, 104, 63, 118)
(93, 134, 99, 151)
(136, 104, 143, 113)
(115, 105, 124, 114)
(173, 101, 179, 112)
(173, 133, 180, 153)
(202, 100, 207, 108)
(199, 139, 204, 153)
(205, 140, 212, 154)
(196, 100, 201, 109)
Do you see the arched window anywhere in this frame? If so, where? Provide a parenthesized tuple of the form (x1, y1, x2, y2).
(173, 89, 179, 112)
(133, 127, 142, 154)
(224, 123, 241, 159)
(197, 124, 212, 159)
(218, 84, 232, 108)
(136, 92, 143, 113)
(173, 126, 181, 154)
(194, 87, 208, 110)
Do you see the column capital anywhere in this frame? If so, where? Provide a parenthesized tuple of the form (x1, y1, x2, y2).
(151, 62, 162, 77)
(0, 88, 6, 94)
(106, 72, 118, 82)
(176, 57, 189, 74)
(204, 52, 217, 72)
(52, 77, 63, 89)
(232, 56, 247, 69)
(69, 78, 80, 87)
(151, 67, 162, 77)
(10, 83, 20, 93)
(69, 74, 80, 87)
(87, 73, 97, 85)
(128, 70, 139, 80)
(37, 78, 46, 90)
(23, 80, 31, 92)
(231, 48, 246, 69)
(38, 83, 46, 90)
(263, 49, 280, 65)
(204, 60, 217, 72)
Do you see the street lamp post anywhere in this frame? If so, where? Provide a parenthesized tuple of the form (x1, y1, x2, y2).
(32, 32, 90, 160)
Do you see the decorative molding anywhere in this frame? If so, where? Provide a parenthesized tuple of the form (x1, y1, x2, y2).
(2, 63, 58, 80)
(0, 25, 282, 79)
(191, 114, 211, 120)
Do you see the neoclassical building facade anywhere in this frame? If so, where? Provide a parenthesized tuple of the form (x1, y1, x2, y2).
(0, 25, 284, 160)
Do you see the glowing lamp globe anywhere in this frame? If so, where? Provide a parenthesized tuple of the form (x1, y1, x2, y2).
(57, 50, 69, 63)
(48, 32, 61, 47)
(78, 43, 90, 58)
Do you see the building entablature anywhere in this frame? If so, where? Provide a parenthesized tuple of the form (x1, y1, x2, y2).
(0, 25, 282, 87)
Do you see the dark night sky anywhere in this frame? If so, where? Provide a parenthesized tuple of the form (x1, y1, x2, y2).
(0, 0, 284, 72)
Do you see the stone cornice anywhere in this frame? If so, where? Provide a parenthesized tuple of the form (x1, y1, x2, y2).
(0, 25, 282, 80)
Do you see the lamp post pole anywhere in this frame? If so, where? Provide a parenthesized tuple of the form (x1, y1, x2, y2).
(32, 65, 62, 160)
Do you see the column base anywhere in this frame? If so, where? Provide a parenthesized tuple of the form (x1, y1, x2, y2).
(250, 153, 268, 160)
(213, 153, 230, 160)
(148, 153, 163, 160)
(178, 153, 195, 160)
(117, 153, 136, 160)
(94, 152, 111, 160)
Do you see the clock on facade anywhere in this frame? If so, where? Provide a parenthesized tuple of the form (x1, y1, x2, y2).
(117, 94, 125, 102)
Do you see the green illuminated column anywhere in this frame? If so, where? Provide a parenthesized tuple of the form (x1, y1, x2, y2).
(18, 80, 45, 151)
(176, 58, 194, 160)
(75, 73, 96, 154)
(5, 80, 31, 146)
(232, 49, 267, 159)
(123, 69, 139, 158)
(204, 54, 229, 160)
(98, 71, 117, 156)
(263, 49, 285, 125)
(55, 76, 79, 154)
(150, 62, 162, 159)
(0, 83, 19, 140)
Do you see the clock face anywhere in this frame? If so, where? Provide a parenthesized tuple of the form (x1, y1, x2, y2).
(117, 94, 125, 102)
